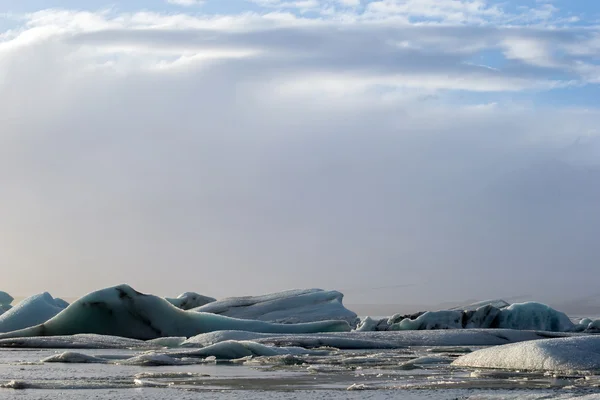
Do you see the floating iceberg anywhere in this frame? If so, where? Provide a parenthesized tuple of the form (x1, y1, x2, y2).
(381, 302, 575, 332)
(0, 292, 67, 333)
(0, 285, 350, 340)
(453, 336, 600, 372)
(0, 291, 13, 306)
(166, 292, 216, 310)
(193, 288, 357, 325)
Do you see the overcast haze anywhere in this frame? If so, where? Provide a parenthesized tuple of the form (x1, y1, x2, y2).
(1, 0, 599, 310)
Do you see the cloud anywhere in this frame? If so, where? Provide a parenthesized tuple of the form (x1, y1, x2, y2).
(0, 7, 599, 305)
(166, 0, 205, 6)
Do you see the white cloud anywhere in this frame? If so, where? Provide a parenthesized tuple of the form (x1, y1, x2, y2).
(1, 7, 600, 303)
(166, 0, 205, 6)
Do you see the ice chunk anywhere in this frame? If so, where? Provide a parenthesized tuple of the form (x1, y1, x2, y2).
(398, 356, 452, 370)
(0, 285, 350, 340)
(586, 319, 600, 332)
(496, 302, 574, 331)
(390, 311, 463, 330)
(166, 292, 216, 310)
(0, 291, 13, 306)
(0, 334, 151, 349)
(41, 351, 107, 363)
(355, 317, 381, 332)
(0, 292, 67, 333)
(453, 336, 600, 372)
(193, 288, 357, 325)
(386, 302, 575, 332)
(120, 353, 189, 366)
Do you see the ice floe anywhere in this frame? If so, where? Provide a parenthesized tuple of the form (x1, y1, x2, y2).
(41, 351, 107, 363)
(453, 336, 600, 372)
(181, 329, 577, 350)
(0, 334, 151, 349)
(0, 285, 350, 340)
(193, 288, 357, 325)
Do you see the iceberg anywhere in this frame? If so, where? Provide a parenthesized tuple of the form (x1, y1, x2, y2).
(0, 291, 13, 306)
(384, 302, 575, 332)
(0, 292, 67, 333)
(193, 288, 357, 325)
(495, 302, 574, 331)
(0, 285, 350, 340)
(453, 336, 600, 372)
(166, 292, 216, 310)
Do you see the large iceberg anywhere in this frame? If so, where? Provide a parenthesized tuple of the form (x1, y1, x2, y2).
(366, 301, 576, 332)
(0, 292, 67, 333)
(193, 288, 357, 325)
(453, 336, 600, 372)
(0, 285, 350, 340)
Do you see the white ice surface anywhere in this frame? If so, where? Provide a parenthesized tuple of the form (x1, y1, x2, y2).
(193, 288, 357, 325)
(453, 335, 600, 372)
(0, 292, 67, 333)
(0, 285, 351, 340)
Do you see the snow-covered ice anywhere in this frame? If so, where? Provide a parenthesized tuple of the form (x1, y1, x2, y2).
(453, 336, 600, 372)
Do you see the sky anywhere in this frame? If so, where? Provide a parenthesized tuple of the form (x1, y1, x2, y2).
(1, 0, 599, 310)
